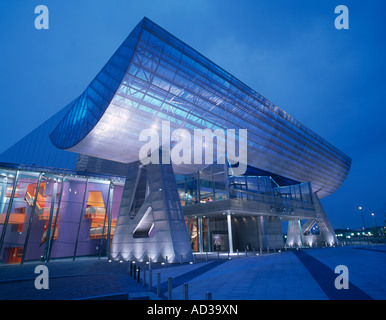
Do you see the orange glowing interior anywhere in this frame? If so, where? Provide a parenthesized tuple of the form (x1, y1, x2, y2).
(86, 191, 116, 239)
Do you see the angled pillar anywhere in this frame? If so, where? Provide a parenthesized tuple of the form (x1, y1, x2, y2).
(110, 161, 193, 263)
(256, 215, 268, 250)
(286, 219, 303, 247)
(312, 193, 339, 246)
(297, 219, 304, 247)
(301, 219, 316, 234)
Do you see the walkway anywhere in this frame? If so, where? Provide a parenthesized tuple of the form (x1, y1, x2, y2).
(0, 245, 384, 300)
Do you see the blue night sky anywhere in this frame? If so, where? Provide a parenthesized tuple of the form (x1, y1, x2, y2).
(0, 0, 385, 229)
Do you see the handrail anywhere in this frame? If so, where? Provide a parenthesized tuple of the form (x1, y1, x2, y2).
(25, 191, 54, 219)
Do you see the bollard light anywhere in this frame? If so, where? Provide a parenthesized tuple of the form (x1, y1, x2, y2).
(168, 277, 172, 300)
(149, 269, 153, 292)
(157, 273, 161, 297)
(184, 283, 188, 300)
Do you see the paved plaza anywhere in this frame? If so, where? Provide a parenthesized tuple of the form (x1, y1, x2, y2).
(0, 245, 384, 300)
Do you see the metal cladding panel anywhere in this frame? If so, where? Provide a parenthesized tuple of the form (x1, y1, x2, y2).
(49, 19, 143, 150)
(50, 17, 351, 198)
(0, 101, 78, 169)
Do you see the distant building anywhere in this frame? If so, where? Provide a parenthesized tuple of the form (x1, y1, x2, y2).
(335, 227, 386, 245)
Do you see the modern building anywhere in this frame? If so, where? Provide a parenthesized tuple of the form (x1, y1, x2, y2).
(0, 17, 350, 264)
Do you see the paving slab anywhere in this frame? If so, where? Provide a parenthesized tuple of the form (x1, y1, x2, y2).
(0, 246, 384, 300)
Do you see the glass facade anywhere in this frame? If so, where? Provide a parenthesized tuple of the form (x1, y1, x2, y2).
(0, 164, 124, 264)
(177, 162, 316, 252)
(186, 216, 230, 253)
(0, 160, 318, 261)
(176, 164, 228, 206)
(177, 165, 314, 213)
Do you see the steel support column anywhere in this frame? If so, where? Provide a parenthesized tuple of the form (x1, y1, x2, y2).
(198, 216, 203, 253)
(298, 219, 304, 247)
(42, 181, 58, 262)
(106, 181, 114, 258)
(73, 178, 89, 261)
(47, 176, 65, 262)
(227, 211, 233, 254)
(21, 172, 43, 264)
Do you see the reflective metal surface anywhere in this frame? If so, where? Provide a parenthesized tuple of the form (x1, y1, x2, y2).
(50, 17, 351, 198)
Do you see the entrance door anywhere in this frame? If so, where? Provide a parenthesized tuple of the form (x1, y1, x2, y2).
(212, 233, 229, 251)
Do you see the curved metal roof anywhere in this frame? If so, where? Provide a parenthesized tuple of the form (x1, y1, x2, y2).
(50, 17, 351, 198)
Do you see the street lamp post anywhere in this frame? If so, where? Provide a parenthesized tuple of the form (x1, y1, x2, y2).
(371, 213, 377, 228)
(371, 213, 378, 239)
(358, 207, 366, 229)
(358, 206, 369, 245)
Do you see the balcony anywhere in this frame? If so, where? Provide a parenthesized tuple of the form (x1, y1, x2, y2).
(0, 213, 25, 225)
(24, 186, 54, 220)
(5, 185, 20, 198)
(89, 220, 116, 239)
(85, 206, 106, 221)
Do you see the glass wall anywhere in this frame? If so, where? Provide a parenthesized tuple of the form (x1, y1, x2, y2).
(181, 169, 315, 249)
(0, 169, 25, 264)
(178, 165, 314, 213)
(274, 182, 314, 211)
(177, 164, 228, 206)
(229, 175, 314, 212)
(186, 216, 229, 252)
(0, 165, 124, 264)
(229, 175, 276, 201)
(186, 216, 198, 251)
